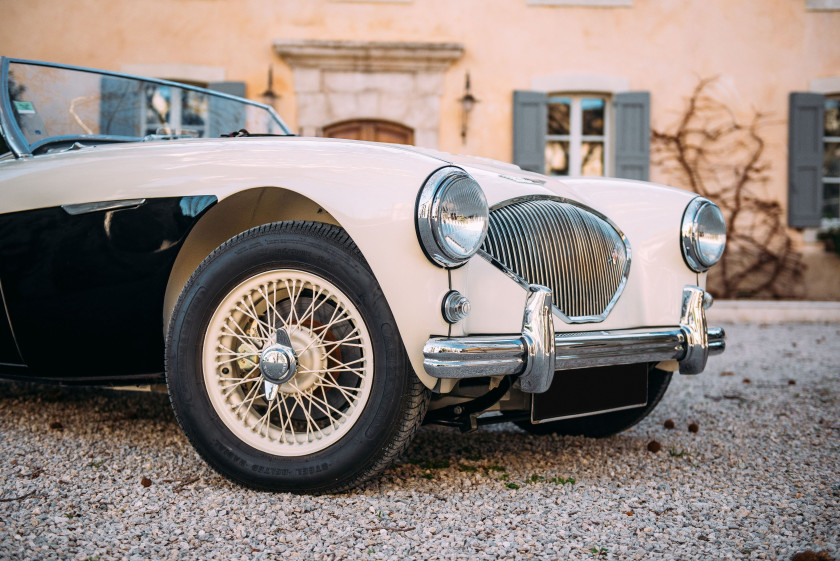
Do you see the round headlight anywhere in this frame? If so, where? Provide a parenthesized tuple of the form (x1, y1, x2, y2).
(416, 167, 489, 268)
(681, 197, 727, 272)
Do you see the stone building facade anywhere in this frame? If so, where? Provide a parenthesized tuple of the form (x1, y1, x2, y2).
(2, 0, 840, 298)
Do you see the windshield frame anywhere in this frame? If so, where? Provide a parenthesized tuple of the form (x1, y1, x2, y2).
(0, 57, 292, 158)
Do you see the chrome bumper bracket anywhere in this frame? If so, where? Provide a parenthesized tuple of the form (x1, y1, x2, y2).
(679, 286, 711, 374)
(517, 285, 556, 394)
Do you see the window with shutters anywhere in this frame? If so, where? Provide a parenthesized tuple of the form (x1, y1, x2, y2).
(140, 84, 208, 137)
(545, 95, 609, 177)
(824, 94, 840, 221)
(513, 89, 649, 181)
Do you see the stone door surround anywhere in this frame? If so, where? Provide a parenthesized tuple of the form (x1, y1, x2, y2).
(274, 40, 464, 148)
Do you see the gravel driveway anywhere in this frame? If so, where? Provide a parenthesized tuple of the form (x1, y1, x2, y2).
(1, 322, 838, 560)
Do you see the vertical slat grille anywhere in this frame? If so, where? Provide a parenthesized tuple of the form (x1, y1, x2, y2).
(480, 198, 629, 322)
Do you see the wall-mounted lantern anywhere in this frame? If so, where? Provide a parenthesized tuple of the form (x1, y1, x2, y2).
(260, 65, 279, 108)
(458, 72, 478, 144)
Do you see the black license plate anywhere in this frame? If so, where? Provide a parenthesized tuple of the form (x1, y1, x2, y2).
(531, 363, 648, 423)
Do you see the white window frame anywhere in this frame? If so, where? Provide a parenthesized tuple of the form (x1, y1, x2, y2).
(546, 94, 611, 177)
(824, 94, 840, 224)
(811, 78, 840, 227)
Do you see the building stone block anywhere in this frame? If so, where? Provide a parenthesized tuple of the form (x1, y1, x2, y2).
(323, 71, 367, 94)
(297, 93, 328, 126)
(370, 72, 415, 94)
(414, 128, 439, 149)
(413, 72, 444, 96)
(325, 92, 360, 122)
(378, 93, 410, 123)
(405, 95, 440, 128)
(293, 68, 322, 94)
(356, 91, 381, 116)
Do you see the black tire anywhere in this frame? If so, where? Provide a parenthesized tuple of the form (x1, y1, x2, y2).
(166, 221, 429, 493)
(517, 365, 672, 438)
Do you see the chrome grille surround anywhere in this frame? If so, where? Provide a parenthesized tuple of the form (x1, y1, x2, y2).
(478, 196, 631, 324)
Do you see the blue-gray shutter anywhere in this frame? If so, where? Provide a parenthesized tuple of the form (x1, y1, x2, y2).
(208, 81, 247, 137)
(513, 90, 547, 173)
(613, 92, 650, 181)
(99, 76, 141, 137)
(788, 92, 825, 228)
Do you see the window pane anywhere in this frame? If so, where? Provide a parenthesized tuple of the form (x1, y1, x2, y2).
(824, 182, 840, 219)
(826, 96, 840, 137)
(144, 85, 172, 134)
(181, 89, 207, 129)
(581, 141, 604, 176)
(547, 99, 571, 135)
(545, 140, 569, 175)
(825, 142, 840, 178)
(582, 98, 605, 136)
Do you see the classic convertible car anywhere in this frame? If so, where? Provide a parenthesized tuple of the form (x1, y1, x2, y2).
(0, 59, 726, 493)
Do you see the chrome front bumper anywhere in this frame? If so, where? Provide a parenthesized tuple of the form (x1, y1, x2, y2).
(423, 285, 725, 394)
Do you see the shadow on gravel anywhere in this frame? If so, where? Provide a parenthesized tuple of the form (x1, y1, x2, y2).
(0, 380, 174, 423)
(385, 423, 631, 491)
(0, 379, 637, 491)
(0, 380, 178, 457)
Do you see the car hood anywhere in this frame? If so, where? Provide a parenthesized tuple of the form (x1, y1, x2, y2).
(393, 144, 526, 175)
(0, 134, 695, 223)
(381, 140, 697, 217)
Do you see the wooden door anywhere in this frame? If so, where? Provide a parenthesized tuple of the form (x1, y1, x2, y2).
(323, 119, 414, 145)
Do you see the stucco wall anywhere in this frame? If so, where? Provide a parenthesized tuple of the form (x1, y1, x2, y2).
(2, 0, 840, 296)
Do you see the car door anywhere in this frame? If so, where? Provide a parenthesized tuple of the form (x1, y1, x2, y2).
(0, 181, 216, 380)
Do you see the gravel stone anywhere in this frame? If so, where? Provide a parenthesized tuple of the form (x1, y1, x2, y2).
(0, 322, 838, 559)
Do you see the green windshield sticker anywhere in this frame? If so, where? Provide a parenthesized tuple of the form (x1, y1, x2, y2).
(13, 101, 35, 114)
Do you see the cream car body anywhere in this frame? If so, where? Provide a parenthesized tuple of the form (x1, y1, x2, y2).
(0, 59, 726, 493)
(0, 138, 698, 386)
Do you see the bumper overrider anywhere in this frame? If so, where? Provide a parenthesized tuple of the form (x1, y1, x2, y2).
(423, 285, 725, 394)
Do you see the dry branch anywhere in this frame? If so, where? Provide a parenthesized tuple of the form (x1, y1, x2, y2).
(652, 78, 803, 298)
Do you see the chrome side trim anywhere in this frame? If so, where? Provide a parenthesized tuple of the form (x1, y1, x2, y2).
(61, 199, 146, 216)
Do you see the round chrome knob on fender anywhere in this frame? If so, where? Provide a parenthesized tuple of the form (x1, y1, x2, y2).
(442, 290, 471, 324)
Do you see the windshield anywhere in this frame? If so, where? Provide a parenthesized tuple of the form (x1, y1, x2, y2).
(1, 59, 290, 154)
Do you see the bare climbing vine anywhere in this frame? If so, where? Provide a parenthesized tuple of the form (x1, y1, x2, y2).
(652, 77, 804, 298)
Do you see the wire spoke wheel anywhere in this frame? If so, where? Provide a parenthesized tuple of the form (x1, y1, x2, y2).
(167, 221, 429, 492)
(204, 270, 373, 456)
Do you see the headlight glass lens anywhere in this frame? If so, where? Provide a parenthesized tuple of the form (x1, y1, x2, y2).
(417, 167, 488, 267)
(681, 197, 726, 272)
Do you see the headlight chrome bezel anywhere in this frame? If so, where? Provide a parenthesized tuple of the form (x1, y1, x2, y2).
(416, 166, 489, 268)
(681, 197, 727, 272)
